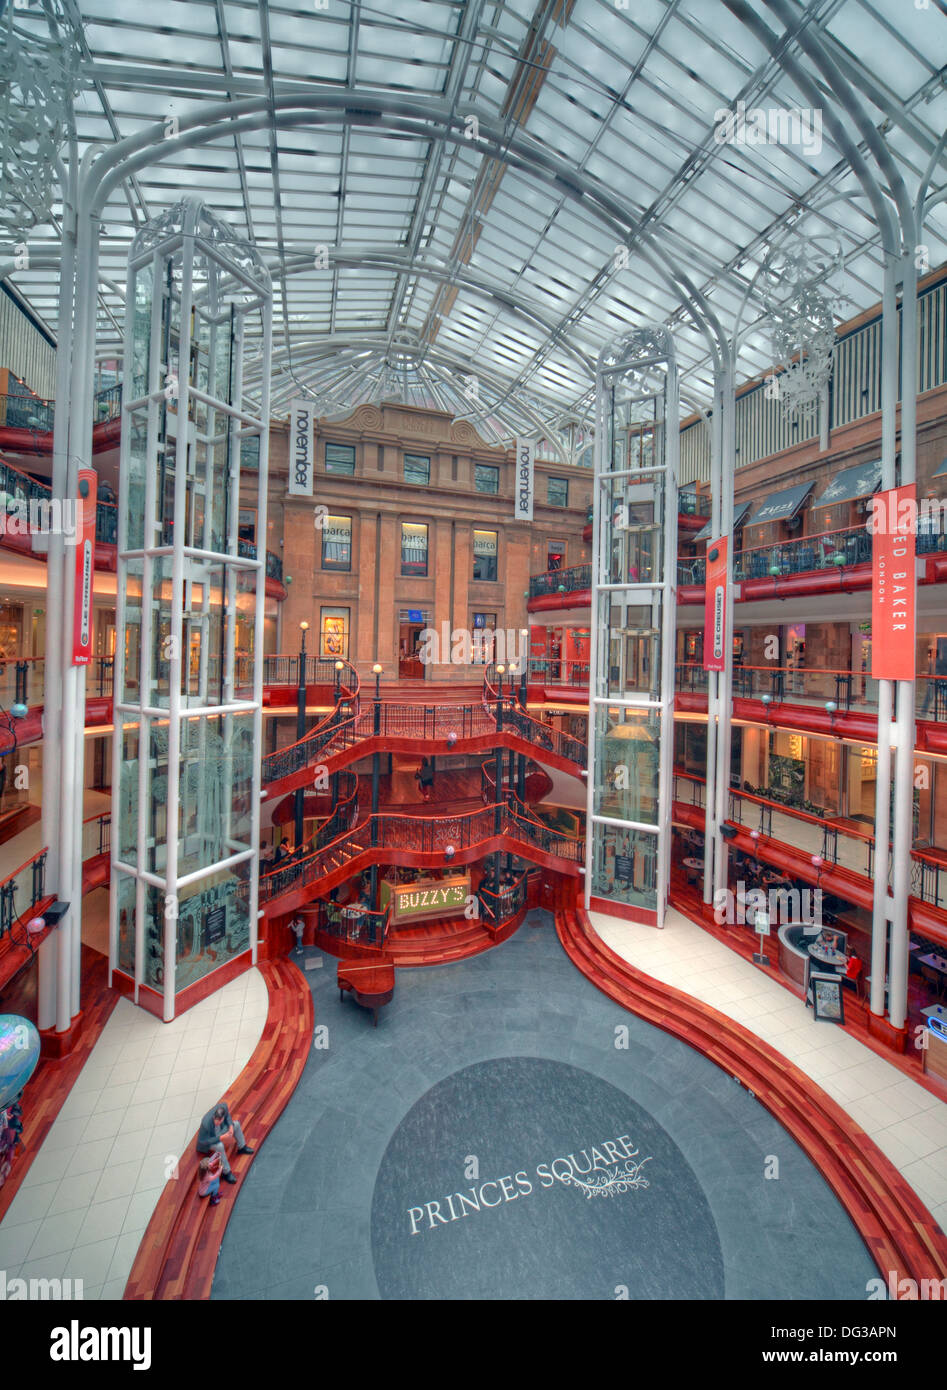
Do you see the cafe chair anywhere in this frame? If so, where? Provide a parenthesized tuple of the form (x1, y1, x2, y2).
(842, 954, 864, 1001)
(920, 963, 946, 1002)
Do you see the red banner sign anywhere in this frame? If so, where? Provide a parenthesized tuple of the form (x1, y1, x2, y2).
(703, 536, 728, 672)
(871, 484, 915, 681)
(72, 469, 97, 666)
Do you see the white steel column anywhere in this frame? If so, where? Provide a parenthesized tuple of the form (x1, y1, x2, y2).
(870, 259, 900, 1019)
(712, 351, 736, 902)
(889, 250, 919, 1032)
(703, 381, 723, 906)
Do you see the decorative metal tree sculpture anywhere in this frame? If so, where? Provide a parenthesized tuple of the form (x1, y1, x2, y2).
(0, 3, 81, 242)
(758, 234, 843, 419)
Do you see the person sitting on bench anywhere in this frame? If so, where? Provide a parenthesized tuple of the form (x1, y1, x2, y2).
(196, 1102, 255, 1184)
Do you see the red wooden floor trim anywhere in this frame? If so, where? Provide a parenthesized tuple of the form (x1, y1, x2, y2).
(123, 957, 313, 1301)
(0, 951, 117, 1224)
(556, 903, 947, 1296)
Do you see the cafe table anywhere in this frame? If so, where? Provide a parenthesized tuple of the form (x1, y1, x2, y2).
(807, 941, 848, 970)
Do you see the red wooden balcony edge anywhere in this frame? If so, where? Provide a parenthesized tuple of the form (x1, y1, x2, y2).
(675, 691, 947, 755)
(533, 556, 947, 613)
(557, 901, 947, 1293)
(671, 798, 947, 951)
(123, 956, 313, 1300)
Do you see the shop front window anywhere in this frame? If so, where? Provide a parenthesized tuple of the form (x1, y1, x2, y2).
(401, 522, 428, 576)
(473, 529, 498, 581)
(322, 515, 352, 571)
(320, 606, 350, 660)
(325, 442, 355, 476)
(404, 453, 430, 486)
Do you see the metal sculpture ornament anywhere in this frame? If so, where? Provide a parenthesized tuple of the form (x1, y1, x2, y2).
(0, 4, 82, 240)
(759, 234, 842, 420)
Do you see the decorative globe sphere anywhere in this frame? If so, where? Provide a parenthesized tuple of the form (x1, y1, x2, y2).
(0, 1016, 40, 1110)
(444, 845, 455, 859)
(446, 731, 457, 747)
(811, 855, 823, 868)
(825, 701, 837, 714)
(26, 917, 45, 935)
(769, 564, 781, 577)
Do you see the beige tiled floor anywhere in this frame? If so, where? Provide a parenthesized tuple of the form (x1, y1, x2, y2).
(590, 907, 947, 1231)
(0, 967, 267, 1299)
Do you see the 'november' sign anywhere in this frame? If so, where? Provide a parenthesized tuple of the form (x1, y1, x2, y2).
(514, 438, 534, 522)
(289, 398, 314, 496)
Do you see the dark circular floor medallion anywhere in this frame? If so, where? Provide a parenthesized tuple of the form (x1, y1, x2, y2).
(371, 1056, 724, 1300)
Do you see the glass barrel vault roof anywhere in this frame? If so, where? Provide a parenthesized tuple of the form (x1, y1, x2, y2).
(2, 0, 946, 452)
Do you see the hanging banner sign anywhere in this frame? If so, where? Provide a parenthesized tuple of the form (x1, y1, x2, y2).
(288, 398, 314, 497)
(703, 536, 728, 673)
(72, 469, 97, 666)
(514, 438, 534, 522)
(871, 484, 916, 681)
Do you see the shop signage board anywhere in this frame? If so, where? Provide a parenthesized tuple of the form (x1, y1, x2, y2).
(72, 468, 97, 665)
(204, 904, 226, 947)
(393, 873, 471, 923)
(871, 484, 915, 681)
(703, 536, 727, 672)
(288, 397, 314, 496)
(514, 438, 534, 521)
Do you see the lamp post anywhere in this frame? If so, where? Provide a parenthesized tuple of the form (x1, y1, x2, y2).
(519, 630, 529, 708)
(370, 662, 382, 910)
(506, 663, 518, 876)
(494, 664, 505, 892)
(334, 659, 344, 698)
(294, 621, 309, 851)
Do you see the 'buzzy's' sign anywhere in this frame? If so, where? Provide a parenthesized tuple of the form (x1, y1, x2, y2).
(393, 874, 470, 923)
(288, 398, 314, 497)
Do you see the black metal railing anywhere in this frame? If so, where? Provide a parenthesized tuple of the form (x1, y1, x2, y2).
(526, 658, 589, 685)
(679, 491, 711, 517)
(528, 563, 591, 599)
(477, 869, 529, 926)
(314, 897, 391, 950)
(259, 800, 584, 905)
(0, 848, 47, 941)
(0, 393, 54, 432)
(677, 558, 706, 587)
(734, 524, 872, 580)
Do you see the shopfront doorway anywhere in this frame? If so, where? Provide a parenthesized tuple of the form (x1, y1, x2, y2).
(399, 622, 426, 679)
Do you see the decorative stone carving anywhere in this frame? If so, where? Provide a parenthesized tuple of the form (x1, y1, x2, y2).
(350, 405, 384, 432)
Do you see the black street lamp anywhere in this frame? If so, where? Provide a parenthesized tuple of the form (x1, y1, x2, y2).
(494, 664, 505, 892)
(370, 662, 382, 909)
(294, 621, 309, 850)
(506, 663, 517, 875)
(519, 629, 529, 707)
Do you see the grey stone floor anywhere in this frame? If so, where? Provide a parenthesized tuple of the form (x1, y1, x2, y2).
(211, 912, 877, 1301)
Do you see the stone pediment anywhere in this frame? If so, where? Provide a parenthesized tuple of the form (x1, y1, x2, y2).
(334, 402, 495, 452)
